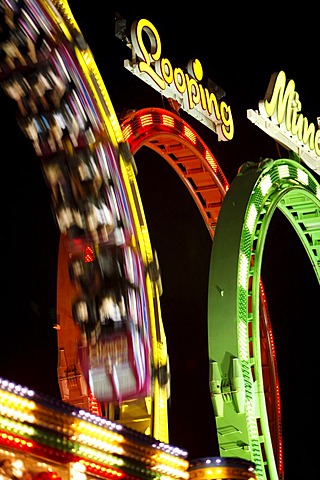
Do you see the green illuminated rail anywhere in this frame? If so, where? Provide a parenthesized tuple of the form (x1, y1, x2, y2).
(208, 158, 320, 480)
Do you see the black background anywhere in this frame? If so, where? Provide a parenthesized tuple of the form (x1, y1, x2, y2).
(1, 2, 319, 477)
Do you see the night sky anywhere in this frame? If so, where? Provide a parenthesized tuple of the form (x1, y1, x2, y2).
(0, 2, 319, 478)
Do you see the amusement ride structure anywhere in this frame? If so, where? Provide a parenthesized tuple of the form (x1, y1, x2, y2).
(0, 1, 319, 480)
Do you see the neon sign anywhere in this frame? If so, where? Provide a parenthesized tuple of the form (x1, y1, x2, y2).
(124, 19, 234, 141)
(247, 71, 320, 175)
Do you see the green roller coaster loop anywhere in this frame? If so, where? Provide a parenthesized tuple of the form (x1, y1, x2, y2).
(207, 157, 320, 480)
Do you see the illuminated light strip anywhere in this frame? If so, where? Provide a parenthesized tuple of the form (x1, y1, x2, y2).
(183, 126, 196, 144)
(0, 417, 36, 438)
(73, 421, 124, 444)
(259, 174, 272, 196)
(151, 464, 189, 480)
(238, 253, 249, 290)
(152, 443, 188, 459)
(246, 204, 258, 234)
(122, 124, 134, 141)
(278, 164, 290, 179)
(297, 167, 309, 185)
(188, 457, 257, 479)
(75, 410, 123, 432)
(80, 460, 123, 479)
(0, 381, 36, 402)
(238, 322, 250, 363)
(3, 408, 71, 435)
(71, 433, 124, 456)
(158, 451, 186, 468)
(161, 115, 175, 128)
(140, 114, 154, 127)
(85, 459, 162, 480)
(123, 441, 188, 472)
(189, 466, 256, 479)
(0, 392, 36, 416)
(152, 452, 189, 470)
(74, 444, 124, 467)
(205, 151, 218, 173)
(0, 431, 34, 450)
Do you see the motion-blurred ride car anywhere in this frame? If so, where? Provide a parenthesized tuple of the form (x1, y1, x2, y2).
(84, 320, 150, 403)
(70, 238, 152, 403)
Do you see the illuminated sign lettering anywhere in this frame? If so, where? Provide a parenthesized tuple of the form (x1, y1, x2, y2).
(124, 19, 234, 141)
(247, 71, 320, 175)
